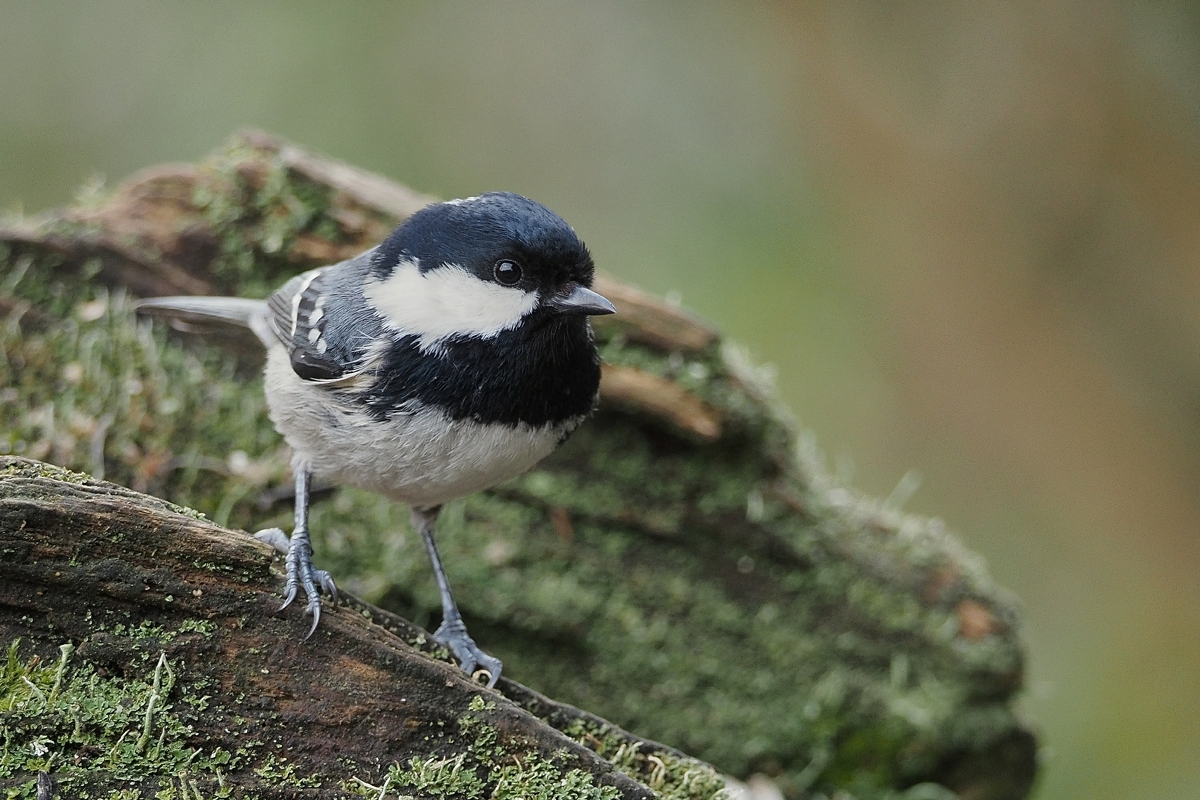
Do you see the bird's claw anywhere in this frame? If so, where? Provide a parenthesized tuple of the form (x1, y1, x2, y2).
(279, 583, 298, 611)
(316, 569, 338, 602)
(263, 527, 337, 636)
(434, 619, 502, 688)
(304, 596, 321, 640)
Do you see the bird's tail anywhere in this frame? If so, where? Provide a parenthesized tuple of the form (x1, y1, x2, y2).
(136, 296, 272, 347)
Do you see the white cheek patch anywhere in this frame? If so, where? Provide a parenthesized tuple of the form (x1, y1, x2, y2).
(364, 258, 539, 350)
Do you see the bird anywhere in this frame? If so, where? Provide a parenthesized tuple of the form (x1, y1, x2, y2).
(137, 192, 615, 688)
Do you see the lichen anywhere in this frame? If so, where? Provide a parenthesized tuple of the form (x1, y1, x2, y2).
(0, 638, 241, 799)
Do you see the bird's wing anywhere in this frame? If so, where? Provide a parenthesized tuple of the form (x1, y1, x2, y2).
(264, 253, 388, 385)
(265, 268, 339, 380)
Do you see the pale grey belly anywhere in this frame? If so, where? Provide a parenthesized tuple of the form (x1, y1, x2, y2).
(263, 349, 575, 508)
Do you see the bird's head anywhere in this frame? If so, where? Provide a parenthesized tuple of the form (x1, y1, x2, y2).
(364, 192, 613, 351)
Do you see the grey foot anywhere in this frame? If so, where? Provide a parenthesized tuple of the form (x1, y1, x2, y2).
(256, 527, 337, 639)
(254, 527, 336, 591)
(434, 618, 502, 688)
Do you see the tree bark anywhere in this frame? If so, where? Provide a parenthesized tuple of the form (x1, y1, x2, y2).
(0, 131, 1037, 800)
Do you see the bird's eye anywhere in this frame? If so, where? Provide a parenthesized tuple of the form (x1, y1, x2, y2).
(494, 260, 522, 285)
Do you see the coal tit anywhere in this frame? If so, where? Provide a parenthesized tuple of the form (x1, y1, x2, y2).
(138, 192, 615, 687)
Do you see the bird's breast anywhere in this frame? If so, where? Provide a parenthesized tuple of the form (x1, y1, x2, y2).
(264, 349, 580, 507)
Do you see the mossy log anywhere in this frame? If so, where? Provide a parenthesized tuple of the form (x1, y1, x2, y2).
(0, 132, 1037, 800)
(0, 457, 723, 799)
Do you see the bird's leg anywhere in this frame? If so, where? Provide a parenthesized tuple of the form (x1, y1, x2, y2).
(411, 506, 502, 688)
(255, 466, 337, 639)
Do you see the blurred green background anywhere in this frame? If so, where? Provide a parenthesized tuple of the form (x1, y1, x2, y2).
(2, 2, 1199, 798)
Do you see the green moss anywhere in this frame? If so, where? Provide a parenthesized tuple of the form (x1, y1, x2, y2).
(0, 251, 287, 530)
(349, 703, 625, 800)
(560, 719, 728, 800)
(190, 136, 341, 299)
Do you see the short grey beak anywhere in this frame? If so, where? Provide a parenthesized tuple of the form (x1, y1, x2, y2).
(545, 283, 617, 316)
